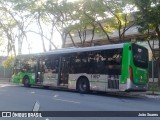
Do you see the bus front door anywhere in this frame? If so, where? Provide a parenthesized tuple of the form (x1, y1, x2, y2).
(35, 59, 44, 84)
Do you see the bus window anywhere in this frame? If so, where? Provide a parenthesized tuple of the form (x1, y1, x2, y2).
(88, 54, 94, 74)
(94, 53, 105, 74)
(132, 44, 148, 68)
(104, 49, 122, 75)
(69, 53, 88, 74)
(15, 58, 36, 72)
(44, 57, 59, 73)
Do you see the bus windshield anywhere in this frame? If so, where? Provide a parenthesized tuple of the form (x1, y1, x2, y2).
(132, 44, 148, 69)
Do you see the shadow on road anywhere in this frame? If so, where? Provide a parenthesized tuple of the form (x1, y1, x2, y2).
(14, 84, 149, 100)
(3, 83, 160, 101)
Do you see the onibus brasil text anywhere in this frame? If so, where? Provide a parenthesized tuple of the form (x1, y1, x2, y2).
(2, 112, 42, 118)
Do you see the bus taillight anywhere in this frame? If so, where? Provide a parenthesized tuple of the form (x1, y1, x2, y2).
(129, 66, 133, 81)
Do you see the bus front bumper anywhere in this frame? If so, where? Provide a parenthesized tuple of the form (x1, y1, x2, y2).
(125, 79, 148, 92)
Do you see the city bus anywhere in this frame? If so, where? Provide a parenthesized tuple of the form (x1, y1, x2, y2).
(12, 42, 149, 93)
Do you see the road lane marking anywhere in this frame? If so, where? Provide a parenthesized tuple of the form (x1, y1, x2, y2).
(30, 91, 35, 94)
(53, 94, 59, 98)
(53, 98, 80, 104)
(33, 101, 40, 112)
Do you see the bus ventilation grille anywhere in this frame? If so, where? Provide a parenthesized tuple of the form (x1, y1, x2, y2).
(108, 79, 119, 89)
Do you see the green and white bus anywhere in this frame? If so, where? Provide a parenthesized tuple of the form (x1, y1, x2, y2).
(12, 42, 149, 93)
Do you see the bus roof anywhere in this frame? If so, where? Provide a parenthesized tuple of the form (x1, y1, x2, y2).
(38, 43, 125, 56)
(17, 43, 128, 58)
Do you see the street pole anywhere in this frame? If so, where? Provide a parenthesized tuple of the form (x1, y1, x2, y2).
(3, 67, 6, 79)
(152, 40, 155, 94)
(152, 56, 154, 94)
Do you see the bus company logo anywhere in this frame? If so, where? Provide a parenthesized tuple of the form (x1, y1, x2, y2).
(2, 112, 11, 117)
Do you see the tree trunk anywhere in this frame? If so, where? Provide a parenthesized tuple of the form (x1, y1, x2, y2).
(68, 32, 76, 47)
(37, 12, 46, 52)
(90, 25, 95, 46)
(158, 40, 160, 86)
(61, 32, 67, 48)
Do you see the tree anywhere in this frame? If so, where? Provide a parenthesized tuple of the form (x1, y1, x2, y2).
(65, 0, 137, 46)
(0, 0, 35, 55)
(2, 56, 15, 68)
(45, 0, 78, 47)
(0, 0, 149, 55)
(0, 1, 17, 56)
(18, 0, 58, 52)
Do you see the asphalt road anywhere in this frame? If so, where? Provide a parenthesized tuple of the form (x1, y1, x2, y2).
(0, 84, 159, 120)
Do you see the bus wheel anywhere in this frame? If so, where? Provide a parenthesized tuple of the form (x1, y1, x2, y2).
(77, 78, 90, 94)
(23, 76, 31, 87)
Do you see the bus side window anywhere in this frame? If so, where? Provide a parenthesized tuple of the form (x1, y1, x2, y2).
(69, 58, 75, 73)
(44, 58, 59, 73)
(81, 57, 88, 73)
(94, 53, 105, 74)
(75, 57, 81, 73)
(88, 55, 94, 74)
(69, 54, 79, 74)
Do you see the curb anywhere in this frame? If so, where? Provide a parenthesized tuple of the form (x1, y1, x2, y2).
(142, 91, 160, 99)
(144, 94, 160, 99)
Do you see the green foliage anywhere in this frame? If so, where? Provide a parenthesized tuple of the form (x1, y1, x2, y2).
(131, 0, 160, 33)
(2, 56, 15, 68)
(0, 0, 143, 52)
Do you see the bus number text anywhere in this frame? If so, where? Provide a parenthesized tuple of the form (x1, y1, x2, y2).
(91, 74, 100, 79)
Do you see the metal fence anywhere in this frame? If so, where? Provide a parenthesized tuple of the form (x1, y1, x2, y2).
(0, 66, 12, 82)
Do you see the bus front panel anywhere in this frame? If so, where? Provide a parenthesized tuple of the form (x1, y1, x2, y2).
(131, 44, 148, 85)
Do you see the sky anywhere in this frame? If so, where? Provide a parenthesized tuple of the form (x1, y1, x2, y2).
(20, 31, 62, 55)
(18, 0, 82, 55)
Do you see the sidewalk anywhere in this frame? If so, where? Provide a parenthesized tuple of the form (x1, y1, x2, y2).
(0, 81, 20, 86)
(146, 91, 160, 95)
(142, 91, 160, 99)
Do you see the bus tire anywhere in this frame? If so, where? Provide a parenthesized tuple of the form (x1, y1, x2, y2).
(23, 76, 31, 87)
(77, 77, 90, 94)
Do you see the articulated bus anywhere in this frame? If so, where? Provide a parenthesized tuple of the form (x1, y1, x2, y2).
(12, 43, 149, 93)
